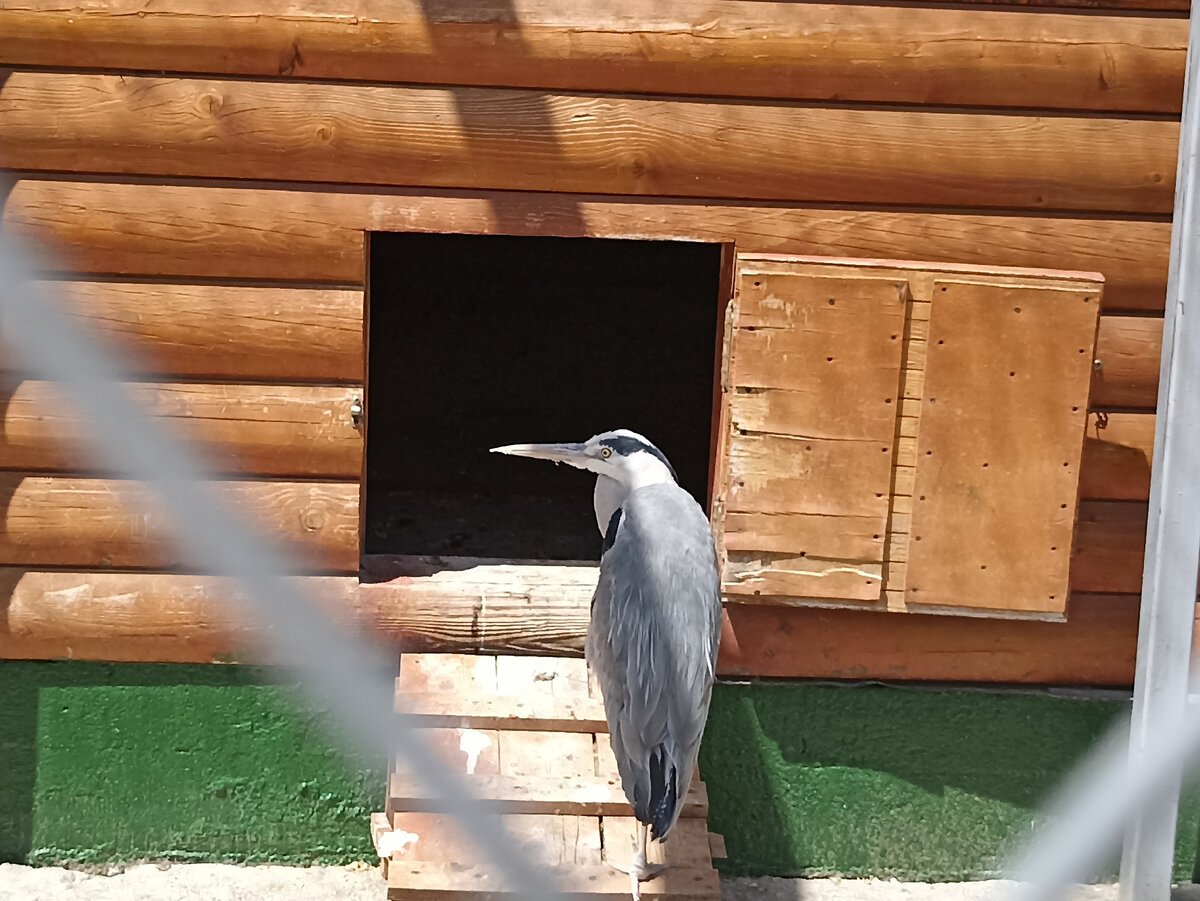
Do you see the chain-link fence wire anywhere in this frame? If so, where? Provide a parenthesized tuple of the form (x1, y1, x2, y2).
(0, 232, 569, 901)
(2, 229, 1197, 899)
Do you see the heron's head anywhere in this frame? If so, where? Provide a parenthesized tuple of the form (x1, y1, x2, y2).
(490, 428, 677, 490)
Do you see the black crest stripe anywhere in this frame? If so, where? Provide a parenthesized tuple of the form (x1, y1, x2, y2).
(600, 436, 678, 483)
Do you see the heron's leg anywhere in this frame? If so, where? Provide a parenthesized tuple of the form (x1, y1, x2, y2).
(611, 821, 673, 899)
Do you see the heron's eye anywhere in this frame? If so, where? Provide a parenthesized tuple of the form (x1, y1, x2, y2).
(600, 447, 613, 459)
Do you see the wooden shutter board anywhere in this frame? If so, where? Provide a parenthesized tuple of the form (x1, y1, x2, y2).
(722, 256, 1103, 617)
(721, 265, 908, 604)
(902, 280, 1099, 617)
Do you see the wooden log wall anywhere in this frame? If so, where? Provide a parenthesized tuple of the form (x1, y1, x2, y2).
(0, 0, 1183, 685)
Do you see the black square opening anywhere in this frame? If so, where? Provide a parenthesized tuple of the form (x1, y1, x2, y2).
(364, 233, 725, 563)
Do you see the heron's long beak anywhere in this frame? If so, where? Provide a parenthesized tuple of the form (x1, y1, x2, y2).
(489, 442, 590, 468)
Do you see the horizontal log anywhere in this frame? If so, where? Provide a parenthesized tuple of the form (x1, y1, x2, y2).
(5, 180, 1171, 311)
(0, 73, 1177, 214)
(0, 475, 358, 571)
(0, 566, 1145, 685)
(1070, 500, 1149, 595)
(25, 281, 363, 382)
(0, 2, 1184, 114)
(718, 593, 1143, 685)
(0, 382, 362, 478)
(1092, 315, 1163, 408)
(1080, 412, 1154, 501)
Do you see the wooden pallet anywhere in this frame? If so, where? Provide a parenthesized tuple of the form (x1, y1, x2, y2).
(373, 653, 724, 899)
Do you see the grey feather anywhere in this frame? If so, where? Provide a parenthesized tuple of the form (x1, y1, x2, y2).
(585, 481, 722, 841)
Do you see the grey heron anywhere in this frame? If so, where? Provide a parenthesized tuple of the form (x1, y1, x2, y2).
(491, 429, 722, 899)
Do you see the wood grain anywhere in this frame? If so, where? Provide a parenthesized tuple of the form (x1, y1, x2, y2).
(387, 771, 707, 817)
(1092, 315, 1164, 409)
(0, 569, 1147, 684)
(0, 381, 362, 478)
(5, 179, 1171, 311)
(1081, 412, 1155, 501)
(1071, 500, 1151, 595)
(395, 693, 607, 733)
(386, 813, 603, 868)
(0, 2, 1184, 114)
(905, 282, 1098, 616)
(946, 0, 1186, 9)
(718, 593, 1140, 685)
(0, 475, 358, 571)
(0, 72, 1177, 213)
(22, 281, 363, 382)
(386, 860, 717, 898)
(721, 267, 907, 602)
(0, 501, 1152, 671)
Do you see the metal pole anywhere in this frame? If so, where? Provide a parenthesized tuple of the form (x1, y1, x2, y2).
(1118, 18, 1200, 901)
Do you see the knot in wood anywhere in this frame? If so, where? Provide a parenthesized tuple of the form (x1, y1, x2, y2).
(197, 92, 224, 116)
(302, 509, 325, 532)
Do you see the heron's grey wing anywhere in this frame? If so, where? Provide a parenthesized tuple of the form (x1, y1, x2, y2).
(586, 483, 722, 840)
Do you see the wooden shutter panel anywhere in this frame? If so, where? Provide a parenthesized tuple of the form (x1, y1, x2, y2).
(713, 255, 1102, 619)
(717, 257, 908, 604)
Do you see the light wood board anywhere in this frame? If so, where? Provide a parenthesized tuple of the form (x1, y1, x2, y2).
(904, 281, 1099, 615)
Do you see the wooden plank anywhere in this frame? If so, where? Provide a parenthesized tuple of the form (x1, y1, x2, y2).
(397, 653, 499, 694)
(21, 281, 363, 382)
(905, 282, 1099, 616)
(498, 732, 597, 779)
(709, 833, 727, 859)
(1093, 315, 1164, 409)
(495, 655, 591, 701)
(0, 73, 1177, 214)
(0, 381, 362, 478)
(387, 860, 716, 898)
(4, 179, 1171, 311)
(0, 475, 358, 571)
(392, 727, 502, 779)
(395, 693, 607, 734)
(387, 812, 603, 868)
(388, 772, 708, 818)
(0, 2, 1184, 114)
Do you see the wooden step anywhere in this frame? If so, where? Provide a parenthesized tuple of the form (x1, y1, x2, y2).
(386, 860, 720, 899)
(396, 691, 608, 733)
(388, 772, 708, 818)
(381, 653, 721, 900)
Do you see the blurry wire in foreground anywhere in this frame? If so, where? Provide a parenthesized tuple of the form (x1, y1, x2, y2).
(1009, 18, 1200, 901)
(0, 233, 565, 901)
(1007, 704, 1200, 901)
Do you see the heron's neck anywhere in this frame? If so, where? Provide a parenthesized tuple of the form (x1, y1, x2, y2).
(592, 456, 674, 536)
(593, 474, 624, 536)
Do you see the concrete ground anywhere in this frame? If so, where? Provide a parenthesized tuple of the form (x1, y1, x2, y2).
(4, 864, 1200, 901)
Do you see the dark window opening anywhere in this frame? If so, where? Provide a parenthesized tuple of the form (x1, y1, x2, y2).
(364, 233, 725, 562)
